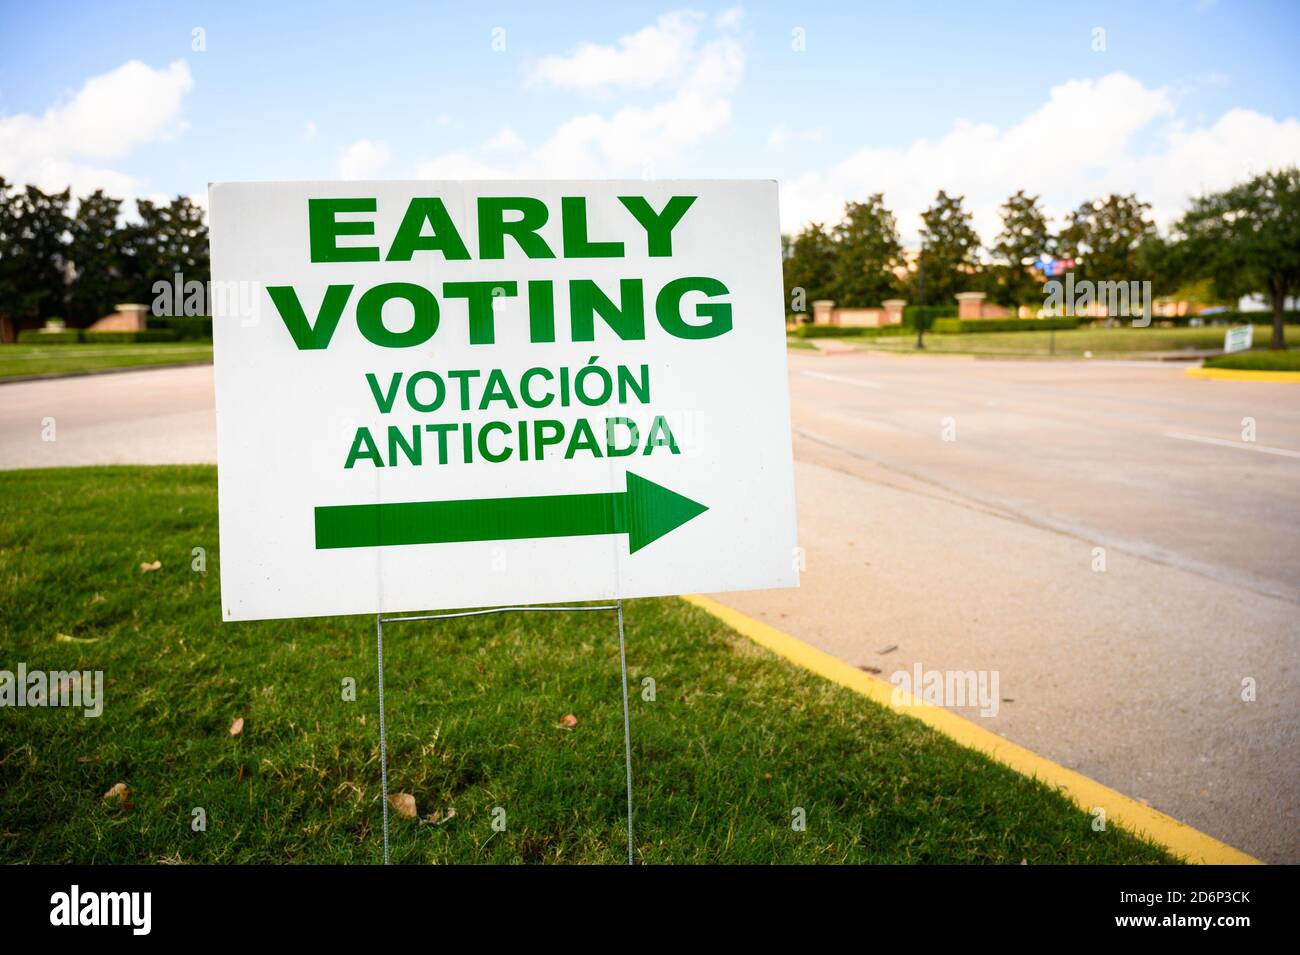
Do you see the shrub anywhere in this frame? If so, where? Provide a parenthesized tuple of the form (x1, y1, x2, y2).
(81, 330, 178, 343)
(930, 317, 1082, 334)
(16, 329, 82, 344)
(903, 304, 957, 329)
(1203, 349, 1300, 372)
(1172, 310, 1300, 327)
(792, 325, 865, 338)
(148, 315, 213, 340)
(791, 324, 909, 339)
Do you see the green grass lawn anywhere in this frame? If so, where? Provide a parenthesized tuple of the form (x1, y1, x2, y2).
(0, 342, 213, 379)
(814, 324, 1299, 358)
(1203, 348, 1300, 371)
(0, 466, 1176, 864)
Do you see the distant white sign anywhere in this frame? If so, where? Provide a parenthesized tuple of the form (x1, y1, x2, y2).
(208, 180, 798, 621)
(1224, 325, 1253, 354)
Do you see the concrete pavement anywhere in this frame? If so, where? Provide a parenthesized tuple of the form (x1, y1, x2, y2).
(716, 351, 1299, 862)
(0, 365, 216, 469)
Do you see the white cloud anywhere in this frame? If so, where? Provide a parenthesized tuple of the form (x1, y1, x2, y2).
(768, 125, 823, 151)
(337, 139, 391, 180)
(419, 10, 744, 180)
(780, 71, 1300, 242)
(0, 59, 192, 198)
(715, 6, 744, 29)
(529, 11, 708, 94)
(483, 128, 523, 152)
(305, 120, 318, 142)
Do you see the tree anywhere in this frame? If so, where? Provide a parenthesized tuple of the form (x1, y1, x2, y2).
(829, 195, 901, 307)
(1171, 167, 1300, 349)
(1058, 193, 1153, 284)
(67, 190, 133, 323)
(0, 180, 71, 338)
(0, 179, 21, 341)
(991, 190, 1051, 306)
(914, 190, 982, 307)
(783, 222, 837, 318)
(125, 195, 210, 298)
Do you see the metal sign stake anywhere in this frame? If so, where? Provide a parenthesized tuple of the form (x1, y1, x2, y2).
(374, 602, 634, 865)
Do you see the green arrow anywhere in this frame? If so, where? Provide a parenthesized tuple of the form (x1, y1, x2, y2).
(314, 471, 707, 554)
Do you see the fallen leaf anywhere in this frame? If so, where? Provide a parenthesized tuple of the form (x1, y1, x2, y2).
(103, 782, 133, 809)
(857, 665, 882, 674)
(420, 808, 457, 826)
(876, 644, 898, 655)
(55, 633, 99, 644)
(390, 793, 417, 818)
(139, 560, 162, 573)
(228, 717, 244, 736)
(559, 713, 578, 728)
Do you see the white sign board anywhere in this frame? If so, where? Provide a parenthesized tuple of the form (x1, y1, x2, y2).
(1224, 324, 1253, 353)
(209, 180, 798, 621)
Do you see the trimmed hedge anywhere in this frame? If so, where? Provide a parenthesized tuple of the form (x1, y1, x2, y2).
(903, 304, 957, 328)
(930, 317, 1082, 334)
(82, 330, 178, 343)
(148, 315, 213, 340)
(790, 323, 910, 339)
(16, 329, 82, 344)
(1203, 349, 1300, 372)
(1176, 310, 1300, 327)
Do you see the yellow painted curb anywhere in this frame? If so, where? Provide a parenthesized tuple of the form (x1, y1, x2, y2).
(1185, 366, 1300, 382)
(684, 594, 1262, 865)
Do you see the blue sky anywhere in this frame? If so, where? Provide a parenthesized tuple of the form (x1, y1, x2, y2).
(1, 0, 1297, 241)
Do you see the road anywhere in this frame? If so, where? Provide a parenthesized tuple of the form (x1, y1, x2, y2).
(0, 365, 216, 468)
(1, 356, 1297, 861)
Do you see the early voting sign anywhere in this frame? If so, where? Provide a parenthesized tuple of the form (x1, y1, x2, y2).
(1224, 324, 1253, 354)
(209, 181, 798, 621)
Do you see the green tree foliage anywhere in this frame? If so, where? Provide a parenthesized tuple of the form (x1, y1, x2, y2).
(1170, 167, 1300, 349)
(1058, 193, 1154, 284)
(990, 190, 1051, 307)
(912, 190, 982, 307)
(67, 191, 134, 323)
(0, 180, 21, 342)
(0, 180, 72, 336)
(830, 195, 902, 307)
(0, 184, 209, 339)
(127, 195, 210, 291)
(782, 222, 837, 318)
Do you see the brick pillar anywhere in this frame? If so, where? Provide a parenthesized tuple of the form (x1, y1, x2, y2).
(812, 300, 836, 325)
(881, 299, 907, 325)
(954, 292, 987, 320)
(114, 304, 149, 331)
